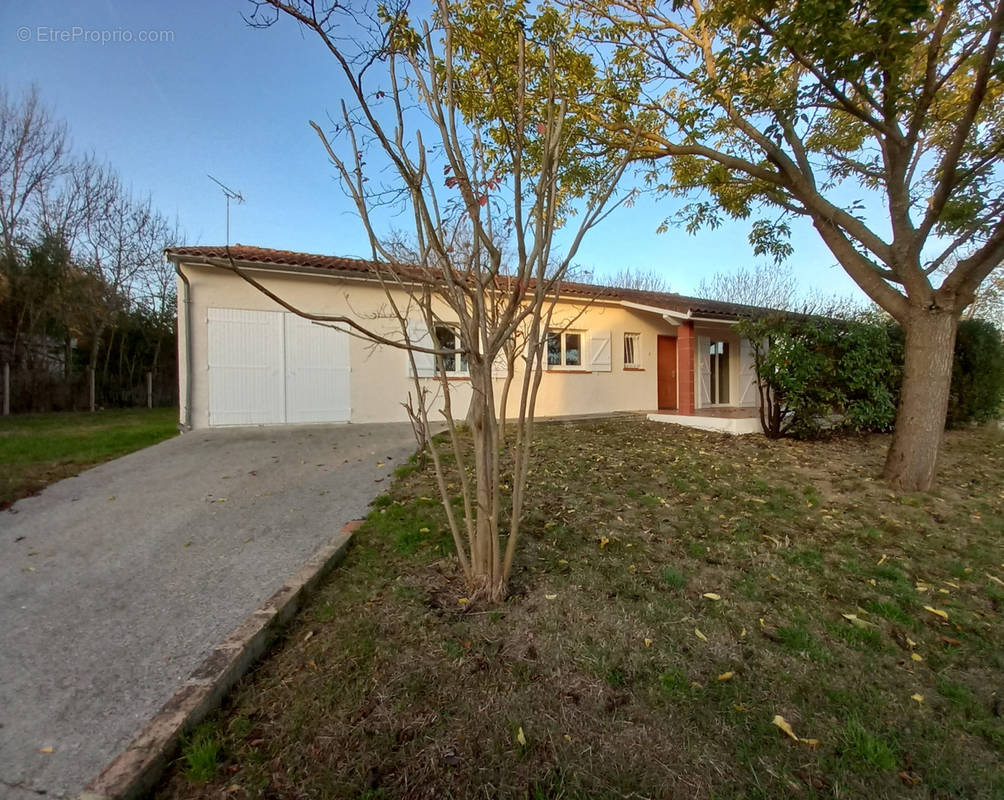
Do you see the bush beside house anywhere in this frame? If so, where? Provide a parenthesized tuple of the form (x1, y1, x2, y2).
(948, 318, 1004, 427)
(739, 314, 1002, 438)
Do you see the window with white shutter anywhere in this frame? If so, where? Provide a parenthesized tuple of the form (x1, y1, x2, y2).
(406, 320, 436, 377)
(546, 330, 587, 368)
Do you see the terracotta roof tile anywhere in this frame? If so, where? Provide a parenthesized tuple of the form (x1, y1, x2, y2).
(165, 244, 781, 320)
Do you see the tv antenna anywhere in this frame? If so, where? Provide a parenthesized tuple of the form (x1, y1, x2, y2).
(208, 174, 245, 245)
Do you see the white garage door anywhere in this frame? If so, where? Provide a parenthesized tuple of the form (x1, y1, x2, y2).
(207, 308, 350, 426)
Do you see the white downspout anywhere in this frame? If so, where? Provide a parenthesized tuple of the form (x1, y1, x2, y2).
(174, 260, 193, 431)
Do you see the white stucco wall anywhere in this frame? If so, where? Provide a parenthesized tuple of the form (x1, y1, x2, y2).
(175, 262, 739, 429)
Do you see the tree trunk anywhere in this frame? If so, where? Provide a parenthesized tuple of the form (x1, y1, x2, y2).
(883, 309, 958, 491)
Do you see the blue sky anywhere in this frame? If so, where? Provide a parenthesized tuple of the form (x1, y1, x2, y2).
(2, 0, 868, 300)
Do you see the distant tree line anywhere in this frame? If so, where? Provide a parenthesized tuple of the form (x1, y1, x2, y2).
(0, 85, 182, 412)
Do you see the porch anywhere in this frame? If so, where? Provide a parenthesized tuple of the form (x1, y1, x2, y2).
(646, 406, 762, 435)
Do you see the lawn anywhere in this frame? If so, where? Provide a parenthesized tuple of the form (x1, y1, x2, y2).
(0, 407, 178, 508)
(154, 419, 1003, 800)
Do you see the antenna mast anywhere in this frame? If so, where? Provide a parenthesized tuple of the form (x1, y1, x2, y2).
(207, 175, 245, 245)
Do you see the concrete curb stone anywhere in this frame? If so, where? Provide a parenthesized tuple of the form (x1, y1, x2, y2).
(78, 519, 364, 800)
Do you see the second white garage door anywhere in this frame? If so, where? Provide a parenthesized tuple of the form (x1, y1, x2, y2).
(207, 308, 350, 426)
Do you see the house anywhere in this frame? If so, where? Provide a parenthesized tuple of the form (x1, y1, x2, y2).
(166, 245, 767, 434)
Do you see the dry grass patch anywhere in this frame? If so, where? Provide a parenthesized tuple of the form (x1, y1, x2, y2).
(154, 419, 1004, 800)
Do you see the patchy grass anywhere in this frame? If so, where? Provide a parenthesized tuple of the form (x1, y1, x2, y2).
(0, 408, 177, 508)
(154, 419, 1004, 800)
(179, 722, 223, 783)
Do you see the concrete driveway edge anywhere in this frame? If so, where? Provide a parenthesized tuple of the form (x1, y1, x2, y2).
(78, 519, 364, 800)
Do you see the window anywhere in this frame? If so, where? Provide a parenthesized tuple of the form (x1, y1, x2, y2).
(709, 340, 730, 404)
(546, 330, 582, 367)
(434, 325, 468, 374)
(623, 333, 640, 368)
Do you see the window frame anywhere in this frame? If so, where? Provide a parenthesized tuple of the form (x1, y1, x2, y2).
(708, 339, 730, 405)
(433, 324, 469, 376)
(546, 329, 586, 369)
(623, 332, 641, 369)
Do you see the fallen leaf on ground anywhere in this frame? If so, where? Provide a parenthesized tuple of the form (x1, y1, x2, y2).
(545, 594, 557, 600)
(986, 573, 1004, 588)
(516, 727, 526, 747)
(644, 638, 653, 647)
(772, 715, 819, 747)
(694, 629, 708, 642)
(717, 671, 734, 681)
(842, 613, 877, 629)
(703, 592, 722, 601)
(457, 597, 469, 605)
(911, 652, 924, 662)
(39, 747, 53, 754)
(911, 693, 924, 703)
(599, 537, 610, 548)
(898, 772, 921, 786)
(924, 606, 949, 620)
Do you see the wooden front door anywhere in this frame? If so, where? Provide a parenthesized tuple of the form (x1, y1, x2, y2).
(657, 335, 677, 409)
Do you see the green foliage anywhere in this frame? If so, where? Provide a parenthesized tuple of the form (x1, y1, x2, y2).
(660, 567, 687, 589)
(838, 717, 898, 773)
(0, 408, 177, 508)
(180, 722, 222, 783)
(947, 319, 1004, 426)
(737, 315, 898, 438)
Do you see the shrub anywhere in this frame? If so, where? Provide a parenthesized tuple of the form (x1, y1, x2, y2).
(737, 315, 898, 438)
(947, 319, 1004, 426)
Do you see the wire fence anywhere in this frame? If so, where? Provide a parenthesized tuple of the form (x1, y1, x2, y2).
(1, 362, 176, 415)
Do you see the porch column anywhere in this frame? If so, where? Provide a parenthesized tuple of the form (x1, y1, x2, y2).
(677, 321, 695, 415)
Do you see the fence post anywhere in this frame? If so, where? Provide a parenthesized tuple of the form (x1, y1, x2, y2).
(88, 367, 95, 412)
(146, 371, 153, 409)
(3, 362, 9, 417)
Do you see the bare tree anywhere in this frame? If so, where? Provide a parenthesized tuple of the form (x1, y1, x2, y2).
(75, 175, 173, 375)
(601, 266, 671, 293)
(966, 266, 1004, 329)
(697, 264, 798, 311)
(245, 0, 631, 600)
(695, 263, 865, 317)
(935, 257, 1004, 329)
(0, 85, 69, 262)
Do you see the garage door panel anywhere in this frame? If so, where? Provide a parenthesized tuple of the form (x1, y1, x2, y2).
(207, 308, 350, 426)
(284, 315, 351, 423)
(208, 308, 285, 425)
